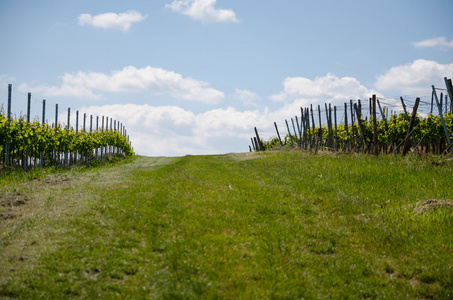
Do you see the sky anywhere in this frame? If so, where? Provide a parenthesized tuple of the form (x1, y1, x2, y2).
(1, 0, 452, 156)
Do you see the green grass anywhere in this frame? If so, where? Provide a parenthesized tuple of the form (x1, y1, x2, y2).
(1, 151, 452, 299)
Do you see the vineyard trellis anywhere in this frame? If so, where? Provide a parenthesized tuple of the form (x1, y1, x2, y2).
(1, 84, 134, 170)
(251, 77, 453, 159)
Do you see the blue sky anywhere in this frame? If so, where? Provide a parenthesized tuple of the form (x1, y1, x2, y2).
(1, 0, 452, 156)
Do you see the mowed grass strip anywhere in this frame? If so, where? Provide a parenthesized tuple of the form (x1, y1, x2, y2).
(0, 152, 452, 298)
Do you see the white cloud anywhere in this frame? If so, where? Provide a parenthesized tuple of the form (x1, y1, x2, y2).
(271, 73, 380, 107)
(412, 37, 453, 50)
(19, 66, 224, 104)
(375, 59, 453, 95)
(77, 10, 147, 31)
(73, 104, 263, 156)
(166, 0, 238, 24)
(234, 88, 260, 106)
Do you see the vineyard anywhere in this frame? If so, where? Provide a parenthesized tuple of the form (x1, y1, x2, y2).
(252, 77, 453, 159)
(1, 84, 133, 169)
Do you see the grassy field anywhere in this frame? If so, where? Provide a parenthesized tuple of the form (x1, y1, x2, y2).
(0, 151, 452, 299)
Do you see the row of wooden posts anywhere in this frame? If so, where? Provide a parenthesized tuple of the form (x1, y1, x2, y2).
(2, 84, 133, 169)
(250, 77, 453, 157)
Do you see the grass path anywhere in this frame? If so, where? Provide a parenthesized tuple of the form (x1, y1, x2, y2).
(0, 152, 452, 298)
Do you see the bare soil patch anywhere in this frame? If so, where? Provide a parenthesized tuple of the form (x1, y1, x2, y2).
(415, 199, 453, 213)
(0, 193, 29, 207)
(0, 193, 30, 220)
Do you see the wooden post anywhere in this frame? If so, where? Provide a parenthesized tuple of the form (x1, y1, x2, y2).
(310, 105, 315, 148)
(350, 100, 356, 152)
(273, 122, 282, 145)
(253, 137, 258, 151)
(305, 108, 311, 150)
(324, 103, 329, 149)
(292, 118, 300, 148)
(328, 103, 333, 150)
(54, 104, 58, 164)
(402, 98, 420, 156)
(440, 93, 443, 111)
(294, 116, 302, 138)
(40, 100, 46, 167)
(334, 106, 338, 152)
(400, 97, 409, 118)
(445, 78, 453, 114)
(377, 99, 394, 153)
(301, 108, 307, 150)
(95, 116, 99, 159)
(81, 113, 86, 163)
(65, 108, 70, 166)
(295, 116, 302, 147)
(400, 97, 419, 150)
(318, 105, 322, 148)
(25, 92, 31, 169)
(5, 84, 12, 166)
(432, 86, 453, 156)
(41, 100, 46, 125)
(325, 103, 331, 149)
(101, 116, 104, 159)
(75, 111, 79, 163)
(358, 99, 362, 120)
(299, 109, 305, 149)
(372, 95, 378, 156)
(254, 127, 263, 151)
(250, 138, 256, 151)
(344, 102, 349, 152)
(354, 103, 368, 153)
(285, 120, 294, 147)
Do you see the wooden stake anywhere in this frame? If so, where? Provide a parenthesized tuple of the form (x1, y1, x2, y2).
(25, 92, 31, 169)
(334, 106, 338, 152)
(432, 86, 453, 156)
(372, 95, 378, 156)
(285, 120, 294, 147)
(354, 103, 368, 153)
(254, 127, 263, 151)
(274, 122, 283, 145)
(402, 98, 420, 156)
(344, 102, 349, 152)
(5, 84, 12, 166)
(350, 100, 356, 152)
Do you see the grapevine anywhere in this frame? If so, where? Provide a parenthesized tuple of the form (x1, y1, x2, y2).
(262, 112, 453, 154)
(1, 109, 133, 167)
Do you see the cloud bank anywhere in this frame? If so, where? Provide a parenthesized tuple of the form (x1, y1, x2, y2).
(75, 104, 262, 156)
(166, 0, 239, 24)
(375, 59, 453, 95)
(78, 10, 147, 31)
(19, 66, 224, 104)
(271, 73, 380, 107)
